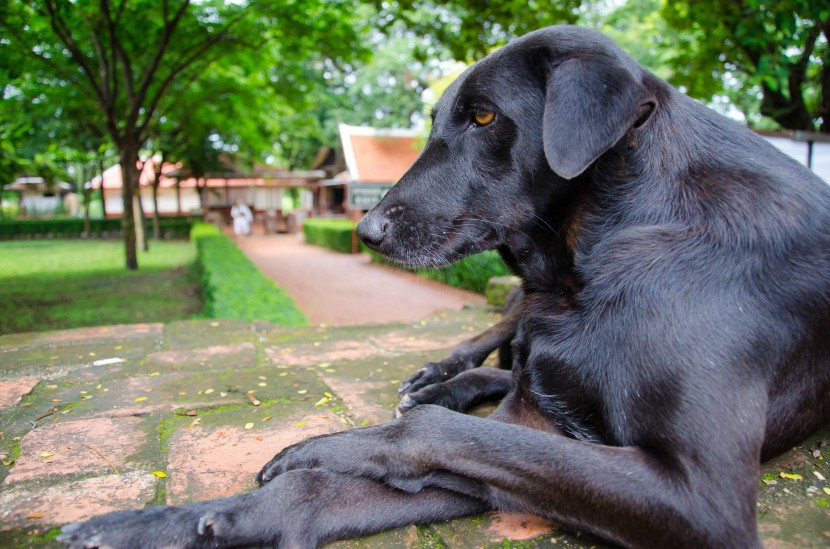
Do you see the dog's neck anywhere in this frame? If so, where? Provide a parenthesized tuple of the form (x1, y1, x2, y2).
(501, 189, 588, 300)
(502, 135, 655, 299)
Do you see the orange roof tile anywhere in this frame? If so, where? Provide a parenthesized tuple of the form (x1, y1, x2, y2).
(339, 124, 423, 183)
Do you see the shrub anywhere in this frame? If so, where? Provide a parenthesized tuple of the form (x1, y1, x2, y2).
(191, 222, 307, 326)
(0, 216, 194, 240)
(302, 218, 509, 293)
(302, 218, 368, 254)
(370, 249, 509, 294)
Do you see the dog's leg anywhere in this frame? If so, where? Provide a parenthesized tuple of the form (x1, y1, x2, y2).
(399, 288, 522, 395)
(396, 366, 512, 416)
(58, 468, 488, 549)
(259, 404, 765, 548)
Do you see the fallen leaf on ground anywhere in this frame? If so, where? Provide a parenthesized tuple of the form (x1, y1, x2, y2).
(151, 471, 167, 478)
(245, 423, 254, 430)
(134, 397, 148, 402)
(779, 472, 802, 480)
(25, 512, 44, 519)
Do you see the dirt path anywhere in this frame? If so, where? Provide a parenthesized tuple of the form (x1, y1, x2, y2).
(233, 234, 485, 325)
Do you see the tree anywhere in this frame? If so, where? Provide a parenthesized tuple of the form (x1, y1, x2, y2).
(376, 0, 583, 61)
(1, 0, 366, 269)
(660, 0, 829, 132)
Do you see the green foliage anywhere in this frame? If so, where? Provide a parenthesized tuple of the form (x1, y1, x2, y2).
(377, 0, 583, 61)
(371, 250, 509, 294)
(302, 218, 507, 292)
(661, 0, 830, 130)
(302, 218, 368, 254)
(0, 216, 194, 240)
(0, 240, 202, 334)
(191, 222, 307, 326)
(1, 0, 370, 269)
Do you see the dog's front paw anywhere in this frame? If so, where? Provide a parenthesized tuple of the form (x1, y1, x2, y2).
(57, 506, 216, 548)
(256, 427, 400, 486)
(399, 361, 458, 395)
(395, 381, 463, 417)
(57, 493, 288, 549)
(256, 439, 315, 485)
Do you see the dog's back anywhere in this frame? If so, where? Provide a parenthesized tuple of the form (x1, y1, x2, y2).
(568, 61, 830, 458)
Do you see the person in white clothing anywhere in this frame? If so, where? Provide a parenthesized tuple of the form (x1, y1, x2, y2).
(231, 198, 253, 235)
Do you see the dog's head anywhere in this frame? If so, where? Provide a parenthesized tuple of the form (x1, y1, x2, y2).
(357, 25, 656, 267)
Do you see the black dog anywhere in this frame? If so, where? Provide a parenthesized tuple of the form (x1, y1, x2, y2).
(60, 25, 830, 548)
(396, 285, 522, 416)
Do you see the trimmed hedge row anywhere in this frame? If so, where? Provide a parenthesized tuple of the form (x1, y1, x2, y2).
(302, 218, 368, 254)
(0, 216, 195, 240)
(301, 218, 510, 293)
(371, 249, 509, 294)
(191, 222, 308, 326)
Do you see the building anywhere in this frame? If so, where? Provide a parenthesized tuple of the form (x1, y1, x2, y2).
(89, 160, 325, 228)
(312, 124, 424, 215)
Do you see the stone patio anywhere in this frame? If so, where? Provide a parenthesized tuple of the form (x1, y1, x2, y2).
(0, 306, 828, 547)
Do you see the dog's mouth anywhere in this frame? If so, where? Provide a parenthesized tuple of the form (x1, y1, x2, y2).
(358, 213, 501, 268)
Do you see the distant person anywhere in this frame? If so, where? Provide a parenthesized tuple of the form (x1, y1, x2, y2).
(63, 192, 81, 217)
(231, 199, 253, 236)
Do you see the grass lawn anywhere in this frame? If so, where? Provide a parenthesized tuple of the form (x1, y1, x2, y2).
(0, 239, 203, 335)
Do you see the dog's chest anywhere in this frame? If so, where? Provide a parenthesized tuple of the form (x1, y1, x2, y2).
(518, 294, 655, 446)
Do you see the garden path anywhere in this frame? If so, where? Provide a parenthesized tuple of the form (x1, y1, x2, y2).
(232, 233, 485, 326)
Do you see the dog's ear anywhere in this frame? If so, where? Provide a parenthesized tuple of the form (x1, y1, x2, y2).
(543, 56, 655, 179)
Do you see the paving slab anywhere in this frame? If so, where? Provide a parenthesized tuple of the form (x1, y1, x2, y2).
(234, 234, 486, 325)
(5, 417, 147, 484)
(0, 309, 828, 548)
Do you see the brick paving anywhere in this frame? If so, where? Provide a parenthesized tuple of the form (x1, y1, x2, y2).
(233, 234, 487, 326)
(1, 310, 829, 546)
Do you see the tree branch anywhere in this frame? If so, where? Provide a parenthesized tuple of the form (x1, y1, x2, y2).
(130, 0, 192, 120)
(100, 0, 137, 112)
(41, 1, 108, 111)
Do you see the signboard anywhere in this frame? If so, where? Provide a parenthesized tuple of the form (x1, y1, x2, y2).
(348, 183, 393, 211)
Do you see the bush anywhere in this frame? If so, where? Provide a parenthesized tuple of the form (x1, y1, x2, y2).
(370, 249, 509, 294)
(191, 222, 307, 326)
(302, 218, 509, 293)
(302, 218, 368, 254)
(0, 216, 195, 240)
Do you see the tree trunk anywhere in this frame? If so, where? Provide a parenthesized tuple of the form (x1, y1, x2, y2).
(152, 154, 164, 240)
(134, 191, 147, 252)
(119, 146, 139, 270)
(98, 158, 108, 219)
(82, 163, 93, 236)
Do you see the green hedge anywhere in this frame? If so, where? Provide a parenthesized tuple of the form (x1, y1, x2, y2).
(371, 249, 509, 294)
(0, 216, 195, 240)
(302, 218, 509, 293)
(302, 218, 368, 254)
(191, 222, 307, 326)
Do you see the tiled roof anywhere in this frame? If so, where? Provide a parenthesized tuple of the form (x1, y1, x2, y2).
(339, 124, 423, 183)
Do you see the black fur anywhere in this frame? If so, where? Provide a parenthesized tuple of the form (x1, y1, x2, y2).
(59, 25, 830, 548)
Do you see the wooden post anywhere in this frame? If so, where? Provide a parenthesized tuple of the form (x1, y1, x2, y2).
(352, 208, 362, 254)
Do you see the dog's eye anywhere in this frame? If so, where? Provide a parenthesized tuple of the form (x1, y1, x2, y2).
(472, 110, 495, 126)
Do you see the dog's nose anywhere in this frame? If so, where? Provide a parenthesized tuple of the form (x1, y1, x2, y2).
(357, 214, 386, 249)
